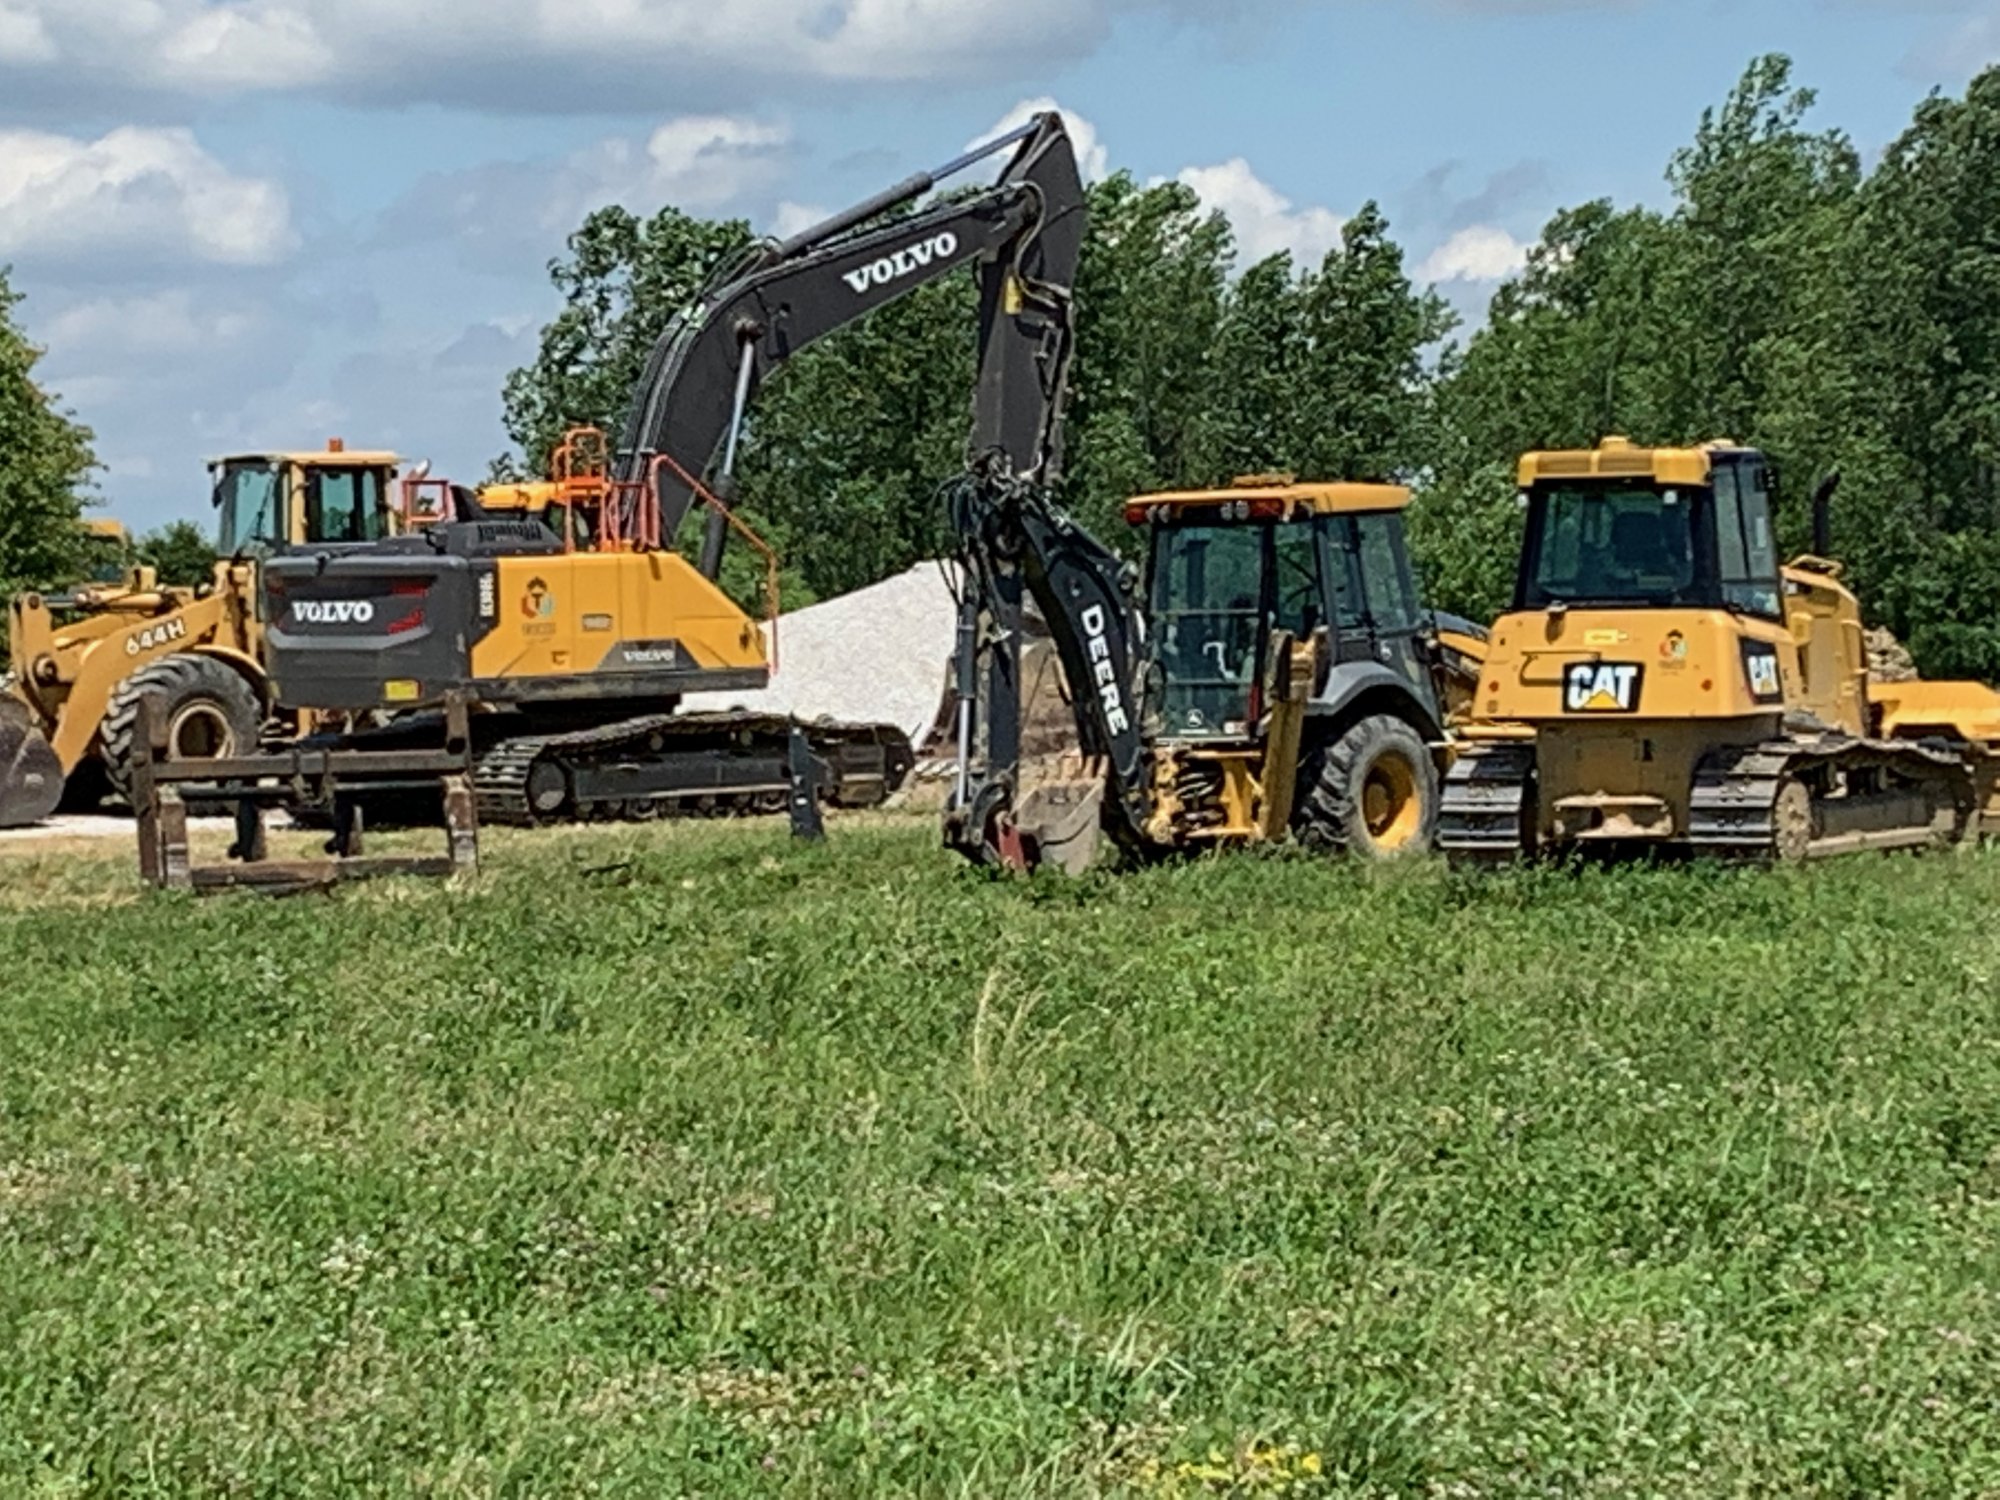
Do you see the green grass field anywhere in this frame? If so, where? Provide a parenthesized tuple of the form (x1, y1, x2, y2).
(2, 820, 1998, 1496)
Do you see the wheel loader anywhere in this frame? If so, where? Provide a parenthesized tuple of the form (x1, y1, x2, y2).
(1439, 436, 2000, 863)
(0, 442, 408, 827)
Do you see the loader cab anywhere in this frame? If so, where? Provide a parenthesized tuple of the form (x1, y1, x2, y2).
(1128, 478, 1441, 740)
(210, 441, 403, 559)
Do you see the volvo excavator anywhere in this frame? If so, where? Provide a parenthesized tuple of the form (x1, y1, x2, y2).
(227, 112, 1093, 831)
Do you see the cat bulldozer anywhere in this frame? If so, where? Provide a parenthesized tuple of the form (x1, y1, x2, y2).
(0, 443, 412, 828)
(1439, 437, 2000, 863)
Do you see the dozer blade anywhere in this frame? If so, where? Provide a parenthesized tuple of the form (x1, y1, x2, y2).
(0, 697, 63, 828)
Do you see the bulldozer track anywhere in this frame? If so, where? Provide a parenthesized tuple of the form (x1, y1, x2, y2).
(1686, 737, 1972, 863)
(1438, 743, 1535, 864)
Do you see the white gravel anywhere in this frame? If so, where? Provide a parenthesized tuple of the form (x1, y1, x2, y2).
(682, 560, 960, 744)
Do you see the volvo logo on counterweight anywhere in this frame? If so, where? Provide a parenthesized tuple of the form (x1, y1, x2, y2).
(293, 599, 376, 626)
(842, 231, 959, 294)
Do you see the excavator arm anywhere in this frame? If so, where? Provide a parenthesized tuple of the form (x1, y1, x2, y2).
(616, 112, 1087, 574)
(609, 108, 1151, 871)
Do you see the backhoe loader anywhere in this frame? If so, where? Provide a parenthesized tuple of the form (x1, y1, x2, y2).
(0, 443, 408, 827)
(1439, 437, 2000, 863)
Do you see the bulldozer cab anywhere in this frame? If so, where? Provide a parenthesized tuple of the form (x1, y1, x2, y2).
(1129, 478, 1442, 740)
(1516, 439, 1783, 620)
(211, 442, 403, 558)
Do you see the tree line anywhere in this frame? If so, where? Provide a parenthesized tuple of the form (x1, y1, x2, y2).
(501, 55, 2000, 677)
(4, 55, 1997, 678)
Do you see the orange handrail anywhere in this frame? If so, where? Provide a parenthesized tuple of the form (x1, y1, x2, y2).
(647, 450, 784, 672)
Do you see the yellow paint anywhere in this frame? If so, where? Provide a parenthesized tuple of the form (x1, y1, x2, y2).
(467, 550, 770, 682)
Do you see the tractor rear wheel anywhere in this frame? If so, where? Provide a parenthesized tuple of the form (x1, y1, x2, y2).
(100, 653, 263, 802)
(1297, 714, 1439, 859)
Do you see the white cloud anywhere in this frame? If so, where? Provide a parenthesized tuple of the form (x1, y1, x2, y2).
(772, 201, 829, 239)
(572, 115, 791, 213)
(0, 0, 1186, 109)
(1175, 158, 1345, 266)
(382, 113, 791, 269)
(1418, 224, 1529, 284)
(974, 97, 1110, 182)
(0, 126, 294, 267)
(44, 289, 262, 358)
(0, 2, 53, 62)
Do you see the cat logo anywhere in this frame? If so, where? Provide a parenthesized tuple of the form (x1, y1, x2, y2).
(1564, 660, 1644, 713)
(1742, 642, 1784, 704)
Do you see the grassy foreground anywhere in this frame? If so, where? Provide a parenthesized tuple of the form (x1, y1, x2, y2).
(1, 821, 1998, 1496)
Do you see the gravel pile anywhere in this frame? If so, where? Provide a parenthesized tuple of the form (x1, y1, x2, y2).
(681, 562, 962, 743)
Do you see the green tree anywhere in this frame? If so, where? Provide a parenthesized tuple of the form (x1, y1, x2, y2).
(501, 205, 754, 473)
(0, 271, 96, 600)
(136, 520, 217, 589)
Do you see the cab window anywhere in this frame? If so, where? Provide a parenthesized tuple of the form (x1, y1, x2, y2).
(1357, 513, 1420, 632)
(1272, 522, 1322, 638)
(1714, 465, 1782, 618)
(307, 469, 389, 544)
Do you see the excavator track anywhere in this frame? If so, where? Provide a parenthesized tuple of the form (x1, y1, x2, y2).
(1686, 736, 1972, 863)
(1437, 743, 1536, 864)
(470, 711, 912, 826)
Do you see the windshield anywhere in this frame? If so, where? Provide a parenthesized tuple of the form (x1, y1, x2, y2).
(306, 468, 391, 543)
(1149, 523, 1267, 737)
(213, 461, 284, 555)
(1520, 484, 1703, 609)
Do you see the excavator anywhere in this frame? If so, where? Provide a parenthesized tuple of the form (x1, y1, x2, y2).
(236, 114, 1096, 828)
(1439, 437, 2000, 863)
(144, 111, 1476, 881)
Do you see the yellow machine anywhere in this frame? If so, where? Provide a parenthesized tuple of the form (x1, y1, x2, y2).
(1112, 477, 1483, 862)
(0, 442, 405, 826)
(1440, 437, 2000, 862)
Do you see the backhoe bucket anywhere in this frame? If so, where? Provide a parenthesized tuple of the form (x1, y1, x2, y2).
(0, 696, 63, 828)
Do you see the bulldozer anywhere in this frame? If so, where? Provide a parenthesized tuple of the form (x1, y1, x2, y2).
(1439, 436, 2000, 863)
(0, 442, 409, 827)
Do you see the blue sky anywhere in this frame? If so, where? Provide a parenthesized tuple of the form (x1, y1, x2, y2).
(1, 0, 1992, 533)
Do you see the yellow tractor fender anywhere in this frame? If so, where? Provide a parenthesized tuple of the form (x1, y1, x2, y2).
(45, 593, 234, 773)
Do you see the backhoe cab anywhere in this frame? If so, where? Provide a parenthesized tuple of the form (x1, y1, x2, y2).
(1128, 476, 1470, 857)
(1441, 436, 2000, 862)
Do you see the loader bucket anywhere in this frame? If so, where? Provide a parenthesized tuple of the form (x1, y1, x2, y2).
(0, 696, 63, 828)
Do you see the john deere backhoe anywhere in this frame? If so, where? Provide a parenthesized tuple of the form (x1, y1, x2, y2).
(0, 443, 406, 827)
(1439, 437, 2000, 863)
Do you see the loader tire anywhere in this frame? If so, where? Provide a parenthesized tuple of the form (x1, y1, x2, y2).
(100, 653, 263, 802)
(1297, 714, 1438, 859)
